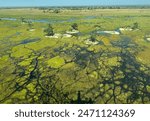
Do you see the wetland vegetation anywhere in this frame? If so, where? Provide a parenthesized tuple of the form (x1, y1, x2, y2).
(0, 7, 150, 104)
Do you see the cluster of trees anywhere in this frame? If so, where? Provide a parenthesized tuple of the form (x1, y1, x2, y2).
(20, 18, 34, 31)
(20, 18, 80, 36)
(43, 23, 79, 36)
(42, 9, 61, 14)
(37, 6, 150, 11)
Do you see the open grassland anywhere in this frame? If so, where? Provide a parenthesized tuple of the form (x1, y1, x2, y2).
(0, 8, 150, 104)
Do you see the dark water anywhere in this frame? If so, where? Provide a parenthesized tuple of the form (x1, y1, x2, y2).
(30, 18, 78, 23)
(84, 16, 97, 19)
(0, 16, 101, 24)
(20, 38, 41, 44)
(0, 17, 78, 24)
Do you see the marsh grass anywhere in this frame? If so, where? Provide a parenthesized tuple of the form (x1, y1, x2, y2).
(0, 8, 150, 104)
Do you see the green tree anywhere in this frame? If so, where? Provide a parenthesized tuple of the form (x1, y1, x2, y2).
(53, 9, 60, 14)
(132, 22, 139, 29)
(44, 24, 54, 36)
(21, 17, 26, 23)
(89, 35, 96, 42)
(27, 21, 34, 30)
(71, 23, 78, 30)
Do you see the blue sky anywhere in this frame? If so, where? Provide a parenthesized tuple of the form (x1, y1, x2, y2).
(0, 0, 150, 7)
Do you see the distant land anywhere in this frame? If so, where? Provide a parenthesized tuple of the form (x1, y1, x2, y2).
(0, 5, 150, 9)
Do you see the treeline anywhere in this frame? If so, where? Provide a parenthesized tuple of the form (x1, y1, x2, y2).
(0, 5, 150, 10)
(36, 5, 150, 10)
(36, 5, 150, 13)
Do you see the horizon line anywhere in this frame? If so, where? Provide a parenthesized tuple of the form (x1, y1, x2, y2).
(0, 4, 150, 8)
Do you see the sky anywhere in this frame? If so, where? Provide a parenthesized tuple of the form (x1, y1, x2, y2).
(0, 0, 150, 7)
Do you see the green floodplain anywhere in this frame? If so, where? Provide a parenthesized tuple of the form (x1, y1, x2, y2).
(0, 7, 150, 104)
